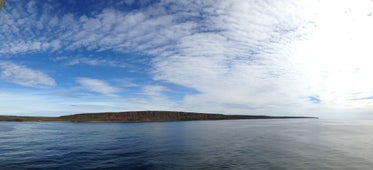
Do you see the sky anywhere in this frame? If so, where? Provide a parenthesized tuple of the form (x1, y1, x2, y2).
(1, 0, 373, 118)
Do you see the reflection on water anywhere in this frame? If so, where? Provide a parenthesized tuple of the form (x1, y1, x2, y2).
(1, 119, 373, 169)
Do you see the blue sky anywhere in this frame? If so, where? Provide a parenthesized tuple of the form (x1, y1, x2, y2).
(1, 0, 373, 118)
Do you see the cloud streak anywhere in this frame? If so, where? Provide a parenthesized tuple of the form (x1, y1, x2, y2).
(76, 78, 120, 97)
(0, 62, 56, 88)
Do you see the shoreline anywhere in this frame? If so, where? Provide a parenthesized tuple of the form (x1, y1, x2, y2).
(0, 111, 318, 122)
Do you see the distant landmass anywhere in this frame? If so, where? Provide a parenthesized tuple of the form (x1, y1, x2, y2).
(0, 0, 5, 11)
(0, 111, 317, 122)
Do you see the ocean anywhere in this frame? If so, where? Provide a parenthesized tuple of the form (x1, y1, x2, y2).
(1, 119, 373, 169)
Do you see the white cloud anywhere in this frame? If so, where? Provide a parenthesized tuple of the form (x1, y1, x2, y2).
(67, 57, 126, 68)
(150, 0, 373, 116)
(148, 1, 309, 115)
(2, 0, 373, 117)
(0, 62, 56, 88)
(76, 78, 120, 97)
(0, 1, 196, 55)
(141, 85, 167, 97)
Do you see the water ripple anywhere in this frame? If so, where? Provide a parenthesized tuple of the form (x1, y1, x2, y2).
(1, 120, 373, 169)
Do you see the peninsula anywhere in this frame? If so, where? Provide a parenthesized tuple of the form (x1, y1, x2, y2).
(0, 111, 317, 122)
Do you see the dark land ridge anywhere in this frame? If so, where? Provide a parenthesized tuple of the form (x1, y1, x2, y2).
(0, 111, 317, 122)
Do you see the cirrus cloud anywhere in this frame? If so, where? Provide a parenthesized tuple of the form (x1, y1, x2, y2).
(76, 77, 121, 97)
(0, 61, 56, 88)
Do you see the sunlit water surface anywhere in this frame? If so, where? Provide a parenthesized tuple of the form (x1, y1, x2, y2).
(1, 119, 373, 169)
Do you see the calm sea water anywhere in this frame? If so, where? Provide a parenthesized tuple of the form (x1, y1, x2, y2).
(1, 119, 373, 169)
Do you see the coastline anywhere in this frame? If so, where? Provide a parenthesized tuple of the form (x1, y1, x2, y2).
(0, 111, 318, 122)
